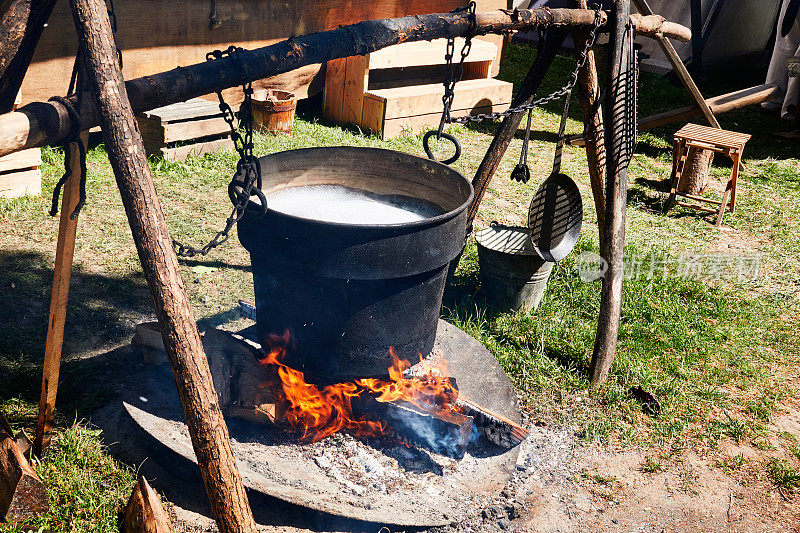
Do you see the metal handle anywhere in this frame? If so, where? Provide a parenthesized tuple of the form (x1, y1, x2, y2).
(423, 130, 462, 165)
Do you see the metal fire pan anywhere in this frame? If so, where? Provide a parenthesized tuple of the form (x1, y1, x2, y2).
(118, 321, 521, 527)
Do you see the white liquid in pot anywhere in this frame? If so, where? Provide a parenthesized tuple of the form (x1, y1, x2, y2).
(266, 184, 442, 224)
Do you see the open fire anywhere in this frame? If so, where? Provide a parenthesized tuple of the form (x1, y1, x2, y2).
(259, 331, 460, 442)
(244, 330, 527, 457)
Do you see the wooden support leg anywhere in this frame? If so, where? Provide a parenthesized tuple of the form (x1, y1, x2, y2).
(716, 151, 740, 227)
(465, 29, 569, 231)
(67, 0, 257, 531)
(729, 150, 741, 212)
(665, 139, 684, 211)
(590, 0, 630, 389)
(632, 0, 719, 129)
(573, 0, 607, 244)
(34, 131, 88, 457)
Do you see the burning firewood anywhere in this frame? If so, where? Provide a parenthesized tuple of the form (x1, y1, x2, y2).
(455, 398, 528, 449)
(404, 357, 529, 448)
(356, 398, 473, 459)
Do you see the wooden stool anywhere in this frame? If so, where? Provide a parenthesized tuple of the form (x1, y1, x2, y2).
(665, 123, 750, 227)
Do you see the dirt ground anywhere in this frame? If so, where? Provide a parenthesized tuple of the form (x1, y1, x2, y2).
(162, 402, 800, 532)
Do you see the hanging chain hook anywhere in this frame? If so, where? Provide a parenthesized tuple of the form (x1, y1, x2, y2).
(172, 46, 268, 258)
(423, 1, 476, 165)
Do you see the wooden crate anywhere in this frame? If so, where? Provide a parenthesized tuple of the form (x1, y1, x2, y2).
(324, 38, 512, 139)
(0, 148, 42, 199)
(136, 98, 234, 161)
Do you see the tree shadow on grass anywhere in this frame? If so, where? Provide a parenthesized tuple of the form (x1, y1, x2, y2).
(0, 250, 154, 425)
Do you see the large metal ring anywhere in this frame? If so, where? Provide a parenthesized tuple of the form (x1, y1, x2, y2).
(423, 130, 461, 165)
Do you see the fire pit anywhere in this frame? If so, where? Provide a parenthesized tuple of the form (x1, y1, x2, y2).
(106, 321, 524, 527)
(237, 147, 473, 381)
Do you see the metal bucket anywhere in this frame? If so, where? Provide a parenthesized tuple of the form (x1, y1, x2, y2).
(237, 147, 473, 381)
(475, 223, 553, 312)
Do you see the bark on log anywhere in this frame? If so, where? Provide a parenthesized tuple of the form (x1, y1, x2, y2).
(67, 0, 256, 531)
(572, 0, 607, 244)
(119, 476, 173, 533)
(677, 146, 712, 195)
(0, 8, 689, 157)
(590, 0, 630, 389)
(466, 28, 569, 231)
(0, 0, 58, 112)
(0, 432, 48, 523)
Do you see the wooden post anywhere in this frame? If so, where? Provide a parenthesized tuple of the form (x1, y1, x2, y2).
(66, 0, 257, 531)
(572, 0, 607, 243)
(590, 0, 630, 389)
(119, 476, 173, 533)
(0, 0, 58, 112)
(465, 29, 569, 231)
(33, 131, 88, 457)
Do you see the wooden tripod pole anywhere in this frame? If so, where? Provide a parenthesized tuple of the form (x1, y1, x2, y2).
(572, 0, 607, 244)
(590, 0, 630, 388)
(465, 29, 569, 231)
(67, 0, 256, 531)
(33, 131, 88, 457)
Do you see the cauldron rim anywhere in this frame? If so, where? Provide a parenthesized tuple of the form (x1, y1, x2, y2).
(245, 146, 474, 229)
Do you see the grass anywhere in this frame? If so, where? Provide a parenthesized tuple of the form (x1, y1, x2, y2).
(767, 458, 800, 493)
(1, 423, 136, 533)
(1, 42, 800, 527)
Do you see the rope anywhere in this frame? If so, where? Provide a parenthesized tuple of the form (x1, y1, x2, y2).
(48, 96, 87, 221)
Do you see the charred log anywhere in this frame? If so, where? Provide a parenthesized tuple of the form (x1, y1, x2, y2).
(0, 8, 689, 157)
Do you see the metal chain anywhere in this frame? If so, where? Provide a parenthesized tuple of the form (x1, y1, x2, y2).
(439, 1, 476, 131)
(172, 46, 267, 258)
(444, 5, 604, 125)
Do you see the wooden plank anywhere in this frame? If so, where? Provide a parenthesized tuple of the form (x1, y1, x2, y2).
(141, 98, 221, 122)
(368, 38, 498, 69)
(138, 115, 229, 144)
(322, 57, 347, 124)
(361, 93, 385, 134)
(367, 78, 513, 120)
(21, 1, 477, 105)
(341, 55, 369, 125)
(0, 147, 41, 172)
(33, 131, 86, 456)
(159, 136, 234, 162)
(381, 102, 510, 139)
(638, 83, 781, 131)
(0, 167, 41, 198)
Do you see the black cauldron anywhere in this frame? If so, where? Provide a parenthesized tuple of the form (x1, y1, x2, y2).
(237, 147, 473, 381)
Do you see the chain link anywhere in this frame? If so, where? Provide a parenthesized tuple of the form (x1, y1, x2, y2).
(172, 46, 267, 258)
(444, 5, 603, 125)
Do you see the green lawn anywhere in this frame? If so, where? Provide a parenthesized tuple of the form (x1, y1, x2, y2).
(1, 43, 799, 530)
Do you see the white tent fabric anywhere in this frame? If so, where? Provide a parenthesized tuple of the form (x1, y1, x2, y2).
(516, 1, 782, 73)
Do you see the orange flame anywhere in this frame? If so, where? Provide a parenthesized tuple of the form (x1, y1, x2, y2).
(259, 332, 459, 442)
